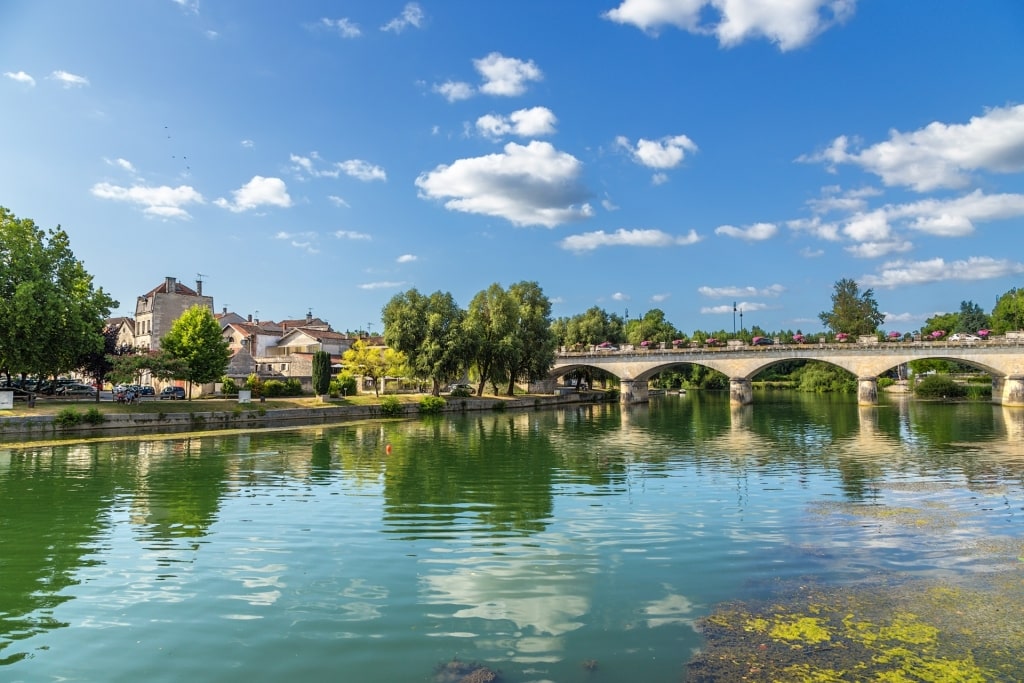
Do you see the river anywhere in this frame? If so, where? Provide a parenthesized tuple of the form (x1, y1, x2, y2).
(2, 392, 1023, 681)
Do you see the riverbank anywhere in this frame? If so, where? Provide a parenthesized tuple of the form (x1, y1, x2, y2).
(0, 391, 601, 443)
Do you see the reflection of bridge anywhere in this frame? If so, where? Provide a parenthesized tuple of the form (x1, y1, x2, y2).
(548, 342, 1024, 406)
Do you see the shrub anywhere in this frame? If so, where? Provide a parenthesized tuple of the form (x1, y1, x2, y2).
(54, 408, 82, 427)
(877, 377, 895, 390)
(914, 374, 967, 399)
(965, 383, 991, 400)
(284, 378, 303, 396)
(330, 372, 357, 398)
(380, 395, 403, 417)
(83, 407, 106, 425)
(262, 379, 287, 397)
(221, 376, 238, 395)
(418, 395, 446, 414)
(244, 373, 264, 398)
(450, 386, 473, 398)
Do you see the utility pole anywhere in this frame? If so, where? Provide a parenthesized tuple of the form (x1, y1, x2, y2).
(733, 302, 737, 336)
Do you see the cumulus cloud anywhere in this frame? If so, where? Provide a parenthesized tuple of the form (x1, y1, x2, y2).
(381, 3, 424, 33)
(334, 230, 370, 240)
(415, 140, 592, 227)
(698, 284, 785, 298)
(320, 17, 361, 38)
(90, 182, 204, 219)
(800, 104, 1024, 191)
(612, 292, 630, 301)
(3, 71, 35, 86)
(474, 52, 543, 96)
(807, 185, 881, 214)
(434, 80, 475, 102)
(845, 239, 913, 259)
(715, 222, 777, 241)
(862, 256, 1024, 288)
(214, 176, 292, 212)
(560, 228, 701, 252)
(603, 0, 856, 51)
(396, 253, 418, 263)
(338, 159, 387, 181)
(477, 106, 557, 139)
(651, 293, 671, 302)
(50, 70, 89, 88)
(617, 134, 698, 169)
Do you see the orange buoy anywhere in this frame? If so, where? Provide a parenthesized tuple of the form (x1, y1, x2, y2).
(385, 443, 392, 454)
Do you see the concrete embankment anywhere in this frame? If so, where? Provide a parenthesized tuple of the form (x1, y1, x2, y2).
(0, 393, 598, 442)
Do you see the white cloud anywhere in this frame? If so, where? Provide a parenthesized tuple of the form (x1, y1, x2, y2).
(895, 190, 1024, 237)
(396, 253, 418, 263)
(241, 139, 254, 148)
(698, 284, 785, 298)
(787, 216, 842, 241)
(651, 293, 671, 302)
(701, 301, 771, 314)
(321, 17, 361, 38)
(474, 52, 543, 96)
(171, 0, 199, 13)
(477, 106, 557, 139)
(807, 185, 880, 214)
(358, 281, 407, 290)
(612, 292, 630, 301)
(800, 246, 824, 257)
(862, 256, 1024, 288)
(275, 230, 320, 254)
(881, 311, 916, 324)
(328, 195, 350, 208)
(801, 104, 1024, 191)
(214, 176, 292, 212)
(652, 172, 670, 185)
(335, 230, 370, 240)
(415, 140, 592, 228)
(103, 157, 137, 174)
(560, 228, 701, 252)
(338, 159, 387, 181)
(3, 71, 35, 86)
(844, 239, 913, 259)
(434, 80, 475, 102)
(381, 3, 424, 33)
(90, 182, 204, 219)
(50, 70, 89, 88)
(603, 0, 856, 51)
(617, 134, 698, 169)
(714, 222, 777, 241)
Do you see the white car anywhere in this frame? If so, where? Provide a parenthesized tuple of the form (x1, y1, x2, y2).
(948, 333, 981, 342)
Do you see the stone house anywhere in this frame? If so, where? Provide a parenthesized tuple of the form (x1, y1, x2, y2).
(134, 276, 214, 351)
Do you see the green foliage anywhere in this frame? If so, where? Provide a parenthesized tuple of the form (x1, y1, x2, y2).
(260, 378, 303, 398)
(418, 395, 446, 414)
(990, 287, 1024, 333)
(909, 359, 954, 375)
(379, 395, 403, 417)
(54, 407, 82, 427)
(159, 305, 231, 392)
(244, 373, 264, 398)
(796, 362, 856, 393)
(382, 288, 470, 396)
(83, 407, 106, 425)
(818, 278, 885, 336)
(914, 375, 967, 399)
(956, 300, 989, 334)
(329, 372, 357, 398)
(449, 385, 473, 398)
(0, 206, 117, 380)
(221, 376, 238, 395)
(311, 350, 331, 397)
(877, 377, 895, 390)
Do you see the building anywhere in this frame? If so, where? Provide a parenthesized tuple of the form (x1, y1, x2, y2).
(134, 276, 214, 351)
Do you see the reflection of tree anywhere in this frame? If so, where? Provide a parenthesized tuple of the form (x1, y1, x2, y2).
(0, 444, 117, 664)
(382, 413, 556, 537)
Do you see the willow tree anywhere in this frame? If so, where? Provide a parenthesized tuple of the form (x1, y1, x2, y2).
(382, 288, 469, 395)
(0, 206, 117, 383)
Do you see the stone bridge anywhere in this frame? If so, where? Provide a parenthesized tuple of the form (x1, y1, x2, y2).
(547, 341, 1024, 407)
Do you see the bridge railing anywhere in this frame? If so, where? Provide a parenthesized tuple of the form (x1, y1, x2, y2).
(556, 338, 1024, 358)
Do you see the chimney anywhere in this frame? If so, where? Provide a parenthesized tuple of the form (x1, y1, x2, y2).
(196, 278, 203, 296)
(223, 306, 228, 315)
(306, 309, 312, 324)
(165, 276, 176, 293)
(248, 314, 252, 322)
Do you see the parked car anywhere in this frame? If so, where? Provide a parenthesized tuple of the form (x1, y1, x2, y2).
(138, 385, 155, 396)
(949, 333, 981, 342)
(57, 383, 97, 397)
(751, 336, 774, 346)
(160, 386, 186, 400)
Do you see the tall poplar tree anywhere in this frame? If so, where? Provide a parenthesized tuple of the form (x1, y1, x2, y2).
(818, 278, 885, 336)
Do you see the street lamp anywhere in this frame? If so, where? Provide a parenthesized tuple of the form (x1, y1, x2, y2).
(739, 308, 744, 334)
(733, 301, 737, 336)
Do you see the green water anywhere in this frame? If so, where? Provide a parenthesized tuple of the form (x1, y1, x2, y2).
(1, 392, 1022, 682)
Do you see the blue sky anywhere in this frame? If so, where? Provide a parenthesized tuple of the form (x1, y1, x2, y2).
(2, 1, 1023, 336)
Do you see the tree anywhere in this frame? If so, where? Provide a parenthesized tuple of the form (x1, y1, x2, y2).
(159, 305, 231, 399)
(80, 325, 134, 401)
(990, 287, 1024, 333)
(342, 339, 389, 397)
(501, 281, 557, 396)
(956, 300, 989, 334)
(921, 312, 957, 338)
(818, 278, 885, 336)
(625, 308, 679, 345)
(0, 207, 117, 383)
(311, 350, 331, 398)
(382, 289, 469, 395)
(465, 283, 518, 396)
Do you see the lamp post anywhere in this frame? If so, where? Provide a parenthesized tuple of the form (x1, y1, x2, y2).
(733, 302, 737, 337)
(739, 308, 744, 335)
